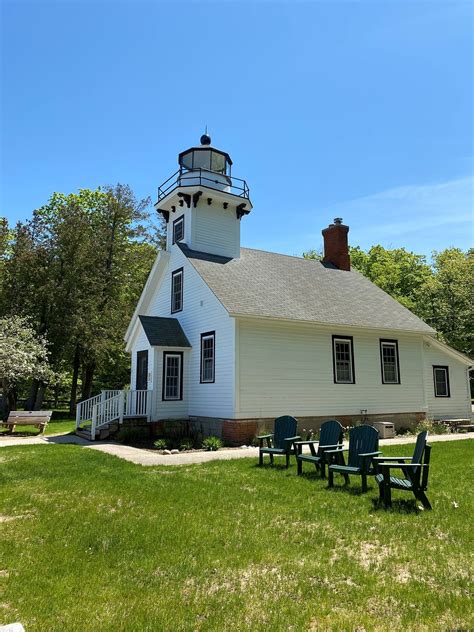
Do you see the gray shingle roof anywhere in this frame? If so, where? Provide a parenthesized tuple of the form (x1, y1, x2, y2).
(139, 315, 191, 347)
(179, 244, 435, 334)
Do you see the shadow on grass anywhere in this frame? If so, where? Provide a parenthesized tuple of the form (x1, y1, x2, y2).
(0, 430, 41, 437)
(324, 483, 376, 497)
(370, 497, 422, 515)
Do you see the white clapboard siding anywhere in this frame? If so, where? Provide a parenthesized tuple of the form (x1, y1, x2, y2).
(191, 205, 240, 259)
(140, 243, 235, 420)
(422, 342, 471, 419)
(236, 318, 429, 418)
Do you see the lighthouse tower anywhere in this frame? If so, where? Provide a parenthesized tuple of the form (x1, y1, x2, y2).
(155, 134, 252, 259)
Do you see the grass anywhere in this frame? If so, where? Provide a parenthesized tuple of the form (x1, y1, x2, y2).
(0, 440, 472, 631)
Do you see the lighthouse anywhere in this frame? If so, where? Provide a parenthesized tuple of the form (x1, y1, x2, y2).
(155, 134, 252, 259)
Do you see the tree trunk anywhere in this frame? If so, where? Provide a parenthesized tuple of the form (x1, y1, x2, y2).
(53, 383, 60, 409)
(34, 382, 46, 410)
(2, 379, 17, 417)
(25, 379, 40, 410)
(69, 345, 81, 416)
(81, 360, 96, 401)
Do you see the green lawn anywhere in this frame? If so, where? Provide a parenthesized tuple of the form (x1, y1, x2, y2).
(0, 415, 76, 437)
(0, 441, 472, 631)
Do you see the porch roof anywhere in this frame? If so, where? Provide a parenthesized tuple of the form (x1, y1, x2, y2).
(139, 315, 191, 348)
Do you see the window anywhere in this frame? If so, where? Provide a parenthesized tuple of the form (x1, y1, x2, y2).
(380, 340, 400, 384)
(433, 365, 450, 397)
(332, 336, 355, 384)
(162, 352, 183, 400)
(200, 332, 215, 383)
(172, 216, 184, 244)
(171, 268, 183, 313)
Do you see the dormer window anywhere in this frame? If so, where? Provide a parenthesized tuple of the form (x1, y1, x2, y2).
(171, 268, 183, 313)
(173, 216, 184, 244)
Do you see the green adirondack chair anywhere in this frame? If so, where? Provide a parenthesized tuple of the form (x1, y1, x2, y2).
(374, 431, 432, 509)
(258, 416, 300, 468)
(326, 425, 381, 492)
(295, 419, 344, 478)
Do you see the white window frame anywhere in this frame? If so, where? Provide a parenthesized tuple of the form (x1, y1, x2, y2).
(171, 268, 183, 313)
(332, 336, 355, 384)
(380, 340, 400, 384)
(200, 332, 215, 383)
(162, 352, 182, 401)
(433, 365, 450, 398)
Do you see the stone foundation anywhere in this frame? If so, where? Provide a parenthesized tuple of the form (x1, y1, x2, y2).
(153, 413, 427, 446)
(187, 412, 427, 445)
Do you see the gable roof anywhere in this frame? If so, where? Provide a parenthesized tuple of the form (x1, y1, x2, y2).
(178, 243, 435, 334)
(139, 315, 191, 348)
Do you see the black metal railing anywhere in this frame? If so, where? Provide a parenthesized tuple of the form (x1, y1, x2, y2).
(157, 168, 249, 202)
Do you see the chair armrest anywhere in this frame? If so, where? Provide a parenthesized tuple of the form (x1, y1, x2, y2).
(319, 444, 343, 451)
(325, 447, 347, 455)
(358, 451, 383, 457)
(378, 462, 426, 469)
(284, 436, 301, 442)
(294, 440, 319, 446)
(373, 456, 411, 462)
(257, 434, 273, 440)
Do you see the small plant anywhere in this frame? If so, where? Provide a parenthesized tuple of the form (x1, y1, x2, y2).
(202, 436, 222, 451)
(302, 427, 317, 440)
(154, 438, 168, 450)
(179, 438, 194, 451)
(412, 418, 449, 436)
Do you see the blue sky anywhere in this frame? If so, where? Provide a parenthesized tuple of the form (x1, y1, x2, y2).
(1, 1, 473, 258)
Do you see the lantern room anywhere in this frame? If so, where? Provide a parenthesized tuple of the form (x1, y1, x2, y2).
(178, 134, 232, 176)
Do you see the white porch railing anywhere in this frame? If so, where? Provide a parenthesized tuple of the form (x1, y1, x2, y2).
(76, 389, 152, 439)
(91, 392, 124, 439)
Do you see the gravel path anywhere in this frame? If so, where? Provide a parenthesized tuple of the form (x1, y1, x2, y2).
(0, 431, 472, 466)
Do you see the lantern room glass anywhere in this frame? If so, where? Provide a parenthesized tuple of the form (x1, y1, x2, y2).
(179, 149, 230, 175)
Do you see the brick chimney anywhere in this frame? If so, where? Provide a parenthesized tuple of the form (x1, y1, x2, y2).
(322, 218, 350, 271)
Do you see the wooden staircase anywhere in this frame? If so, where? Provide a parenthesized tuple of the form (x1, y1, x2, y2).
(75, 390, 151, 441)
(75, 421, 119, 441)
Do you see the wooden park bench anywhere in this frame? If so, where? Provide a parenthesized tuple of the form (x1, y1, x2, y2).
(0, 411, 52, 434)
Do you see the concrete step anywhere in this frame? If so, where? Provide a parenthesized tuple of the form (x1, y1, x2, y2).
(75, 426, 111, 441)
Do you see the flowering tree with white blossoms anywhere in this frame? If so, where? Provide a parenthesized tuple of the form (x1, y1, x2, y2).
(0, 315, 54, 415)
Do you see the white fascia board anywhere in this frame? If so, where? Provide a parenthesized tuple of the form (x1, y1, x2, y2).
(124, 250, 170, 347)
(423, 335, 473, 366)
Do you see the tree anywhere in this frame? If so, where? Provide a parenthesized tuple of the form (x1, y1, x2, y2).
(348, 245, 432, 312)
(419, 248, 474, 358)
(0, 315, 54, 415)
(0, 185, 165, 414)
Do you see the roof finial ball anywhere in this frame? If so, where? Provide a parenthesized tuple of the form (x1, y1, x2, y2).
(200, 132, 211, 146)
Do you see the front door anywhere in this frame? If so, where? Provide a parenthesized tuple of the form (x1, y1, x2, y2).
(136, 350, 148, 390)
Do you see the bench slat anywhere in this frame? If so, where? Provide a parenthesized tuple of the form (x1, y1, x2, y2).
(8, 411, 52, 418)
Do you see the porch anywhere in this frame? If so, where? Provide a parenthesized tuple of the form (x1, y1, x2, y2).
(75, 389, 152, 441)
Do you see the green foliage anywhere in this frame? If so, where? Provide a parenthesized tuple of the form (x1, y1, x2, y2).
(179, 438, 194, 451)
(202, 435, 223, 451)
(0, 185, 166, 407)
(0, 441, 472, 629)
(153, 438, 168, 450)
(412, 418, 449, 435)
(349, 245, 432, 312)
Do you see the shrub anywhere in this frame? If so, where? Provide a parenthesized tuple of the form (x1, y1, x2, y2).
(202, 436, 222, 451)
(153, 438, 167, 450)
(413, 419, 449, 435)
(179, 438, 194, 451)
